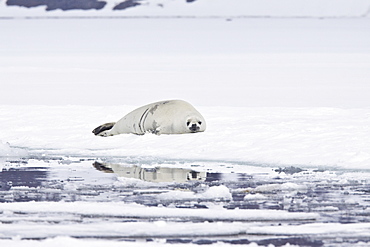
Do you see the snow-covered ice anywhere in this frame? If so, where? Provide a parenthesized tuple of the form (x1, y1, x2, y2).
(1, 105, 369, 170)
(1, 0, 370, 18)
(1, 18, 370, 108)
(1, 1, 370, 245)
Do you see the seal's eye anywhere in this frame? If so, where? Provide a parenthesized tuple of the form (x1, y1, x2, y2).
(187, 121, 190, 126)
(198, 121, 202, 125)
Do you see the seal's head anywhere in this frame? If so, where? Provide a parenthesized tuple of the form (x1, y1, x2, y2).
(186, 118, 205, 133)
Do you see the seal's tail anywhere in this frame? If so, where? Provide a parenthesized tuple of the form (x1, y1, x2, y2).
(92, 122, 116, 136)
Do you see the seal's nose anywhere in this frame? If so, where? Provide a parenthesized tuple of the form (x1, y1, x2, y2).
(189, 123, 199, 132)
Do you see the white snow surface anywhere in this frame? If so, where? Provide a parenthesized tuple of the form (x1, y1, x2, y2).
(1, 7, 370, 245)
(0, 11, 370, 172)
(1, 105, 370, 170)
(0, 201, 318, 245)
(1, 0, 370, 18)
(1, 17, 370, 108)
(0, 238, 260, 247)
(1, 15, 370, 171)
(1, 201, 370, 246)
(0, 140, 27, 157)
(0, 201, 318, 222)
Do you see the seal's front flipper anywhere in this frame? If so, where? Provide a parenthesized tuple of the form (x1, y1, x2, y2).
(92, 122, 116, 136)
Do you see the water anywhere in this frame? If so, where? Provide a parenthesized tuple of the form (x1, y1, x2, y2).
(1, 156, 370, 246)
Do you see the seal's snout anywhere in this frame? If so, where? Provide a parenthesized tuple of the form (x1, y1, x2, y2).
(189, 123, 200, 132)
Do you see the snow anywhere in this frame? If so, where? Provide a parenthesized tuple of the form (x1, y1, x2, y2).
(0, 201, 318, 222)
(0, 140, 27, 157)
(1, 18, 370, 108)
(249, 182, 308, 193)
(1, 1, 370, 246)
(1, 105, 369, 170)
(1, 18, 370, 170)
(157, 185, 232, 200)
(0, 237, 261, 247)
(1, 0, 370, 18)
(247, 222, 370, 237)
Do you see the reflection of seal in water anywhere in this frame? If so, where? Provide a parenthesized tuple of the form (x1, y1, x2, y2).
(92, 100, 206, 136)
(92, 161, 206, 183)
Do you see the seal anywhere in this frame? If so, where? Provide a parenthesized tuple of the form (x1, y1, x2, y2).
(92, 100, 206, 136)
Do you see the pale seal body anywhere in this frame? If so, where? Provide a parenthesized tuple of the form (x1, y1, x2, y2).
(93, 100, 206, 136)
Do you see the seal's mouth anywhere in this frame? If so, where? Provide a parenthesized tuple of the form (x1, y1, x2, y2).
(189, 124, 200, 132)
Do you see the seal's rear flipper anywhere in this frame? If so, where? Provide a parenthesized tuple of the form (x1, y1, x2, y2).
(92, 161, 114, 173)
(92, 122, 116, 136)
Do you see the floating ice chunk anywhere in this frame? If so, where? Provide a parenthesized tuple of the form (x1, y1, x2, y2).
(156, 190, 196, 200)
(252, 183, 307, 193)
(311, 206, 339, 212)
(0, 201, 319, 223)
(0, 237, 262, 247)
(243, 194, 268, 201)
(157, 185, 232, 201)
(199, 185, 232, 200)
(248, 222, 370, 236)
(0, 140, 27, 157)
